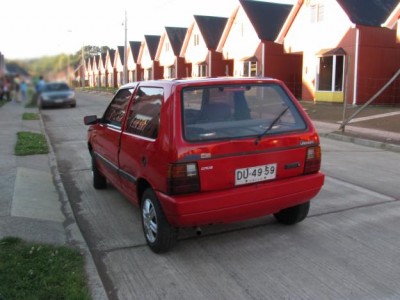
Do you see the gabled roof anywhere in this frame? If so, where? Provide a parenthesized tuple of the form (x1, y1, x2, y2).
(382, 2, 400, 28)
(337, 0, 399, 27)
(239, 0, 293, 41)
(108, 49, 116, 64)
(129, 41, 141, 62)
(5, 63, 30, 76)
(117, 46, 125, 64)
(194, 15, 228, 49)
(101, 53, 107, 68)
(165, 27, 187, 56)
(144, 35, 161, 60)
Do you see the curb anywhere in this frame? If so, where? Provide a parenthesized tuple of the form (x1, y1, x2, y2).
(320, 131, 400, 153)
(38, 109, 108, 300)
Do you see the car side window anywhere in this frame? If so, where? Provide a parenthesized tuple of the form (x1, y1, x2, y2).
(102, 88, 133, 127)
(126, 87, 163, 139)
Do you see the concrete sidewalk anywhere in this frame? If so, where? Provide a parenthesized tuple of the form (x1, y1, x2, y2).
(300, 101, 400, 153)
(0, 99, 398, 299)
(0, 100, 107, 299)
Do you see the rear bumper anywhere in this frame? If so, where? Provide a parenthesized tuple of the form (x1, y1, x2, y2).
(157, 172, 325, 227)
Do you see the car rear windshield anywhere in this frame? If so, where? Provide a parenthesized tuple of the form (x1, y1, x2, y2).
(182, 83, 307, 142)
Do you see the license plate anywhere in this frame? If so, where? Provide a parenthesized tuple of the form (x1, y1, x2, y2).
(235, 163, 277, 185)
(54, 99, 64, 103)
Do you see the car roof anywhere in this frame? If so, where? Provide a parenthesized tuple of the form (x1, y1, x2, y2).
(119, 77, 280, 89)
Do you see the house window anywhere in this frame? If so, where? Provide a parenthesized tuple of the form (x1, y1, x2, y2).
(194, 34, 200, 46)
(165, 42, 170, 52)
(198, 64, 207, 77)
(318, 55, 344, 91)
(243, 61, 257, 77)
(144, 68, 152, 81)
(166, 66, 175, 79)
(310, 3, 324, 23)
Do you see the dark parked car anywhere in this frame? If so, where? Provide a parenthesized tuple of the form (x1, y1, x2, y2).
(38, 82, 76, 108)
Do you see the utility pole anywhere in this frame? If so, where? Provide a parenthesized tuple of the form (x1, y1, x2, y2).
(123, 10, 128, 84)
(81, 45, 85, 87)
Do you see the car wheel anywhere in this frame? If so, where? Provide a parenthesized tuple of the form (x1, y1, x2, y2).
(92, 154, 107, 189)
(141, 188, 177, 253)
(71, 103, 76, 108)
(273, 201, 310, 225)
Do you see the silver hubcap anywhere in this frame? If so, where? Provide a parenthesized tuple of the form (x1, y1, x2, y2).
(143, 198, 157, 243)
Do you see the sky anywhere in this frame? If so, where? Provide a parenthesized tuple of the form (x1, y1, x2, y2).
(0, 0, 295, 60)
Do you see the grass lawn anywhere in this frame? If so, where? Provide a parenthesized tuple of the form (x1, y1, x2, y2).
(0, 237, 91, 300)
(15, 131, 49, 156)
(22, 112, 40, 120)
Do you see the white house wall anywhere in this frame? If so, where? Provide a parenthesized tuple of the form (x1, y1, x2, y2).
(283, 0, 353, 93)
(159, 37, 176, 68)
(284, 0, 352, 53)
(222, 7, 260, 76)
(141, 45, 153, 70)
(184, 24, 208, 65)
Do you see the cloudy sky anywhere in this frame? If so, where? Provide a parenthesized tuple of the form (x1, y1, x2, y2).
(1, 0, 294, 60)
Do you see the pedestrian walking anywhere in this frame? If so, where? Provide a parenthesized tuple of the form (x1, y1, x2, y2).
(13, 75, 21, 102)
(20, 80, 28, 102)
(3, 79, 11, 101)
(0, 78, 3, 101)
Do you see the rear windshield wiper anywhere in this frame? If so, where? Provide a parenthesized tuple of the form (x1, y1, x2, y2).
(255, 106, 289, 144)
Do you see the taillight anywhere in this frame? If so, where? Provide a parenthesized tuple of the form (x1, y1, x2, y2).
(167, 163, 200, 195)
(304, 146, 321, 174)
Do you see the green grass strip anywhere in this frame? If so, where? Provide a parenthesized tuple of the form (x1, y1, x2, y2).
(15, 131, 49, 156)
(22, 112, 40, 120)
(0, 237, 91, 300)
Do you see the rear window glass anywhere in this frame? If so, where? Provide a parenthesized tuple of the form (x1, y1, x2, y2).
(182, 84, 306, 142)
(43, 83, 70, 91)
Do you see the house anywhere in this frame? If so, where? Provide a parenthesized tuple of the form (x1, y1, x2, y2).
(157, 27, 190, 78)
(86, 57, 93, 87)
(139, 35, 163, 80)
(127, 41, 142, 82)
(279, 0, 400, 105)
(181, 15, 228, 77)
(218, 0, 302, 98)
(105, 49, 116, 88)
(99, 52, 107, 87)
(115, 46, 126, 86)
(93, 55, 101, 87)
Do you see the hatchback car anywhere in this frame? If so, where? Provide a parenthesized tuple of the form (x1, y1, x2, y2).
(84, 77, 325, 253)
(38, 81, 76, 108)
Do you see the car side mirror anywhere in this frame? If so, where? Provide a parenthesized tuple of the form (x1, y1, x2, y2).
(84, 115, 99, 125)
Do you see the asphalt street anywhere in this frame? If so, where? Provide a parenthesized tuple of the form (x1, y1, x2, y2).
(1, 92, 400, 299)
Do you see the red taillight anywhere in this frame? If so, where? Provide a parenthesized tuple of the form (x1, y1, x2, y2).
(304, 146, 321, 174)
(167, 163, 200, 195)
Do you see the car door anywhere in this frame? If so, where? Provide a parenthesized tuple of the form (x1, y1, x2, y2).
(119, 86, 164, 204)
(92, 88, 133, 188)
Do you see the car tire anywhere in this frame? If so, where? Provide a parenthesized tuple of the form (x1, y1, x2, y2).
(92, 154, 107, 189)
(71, 103, 76, 108)
(141, 188, 177, 253)
(273, 201, 310, 225)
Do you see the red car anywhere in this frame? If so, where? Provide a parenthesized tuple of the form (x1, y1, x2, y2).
(84, 77, 325, 253)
